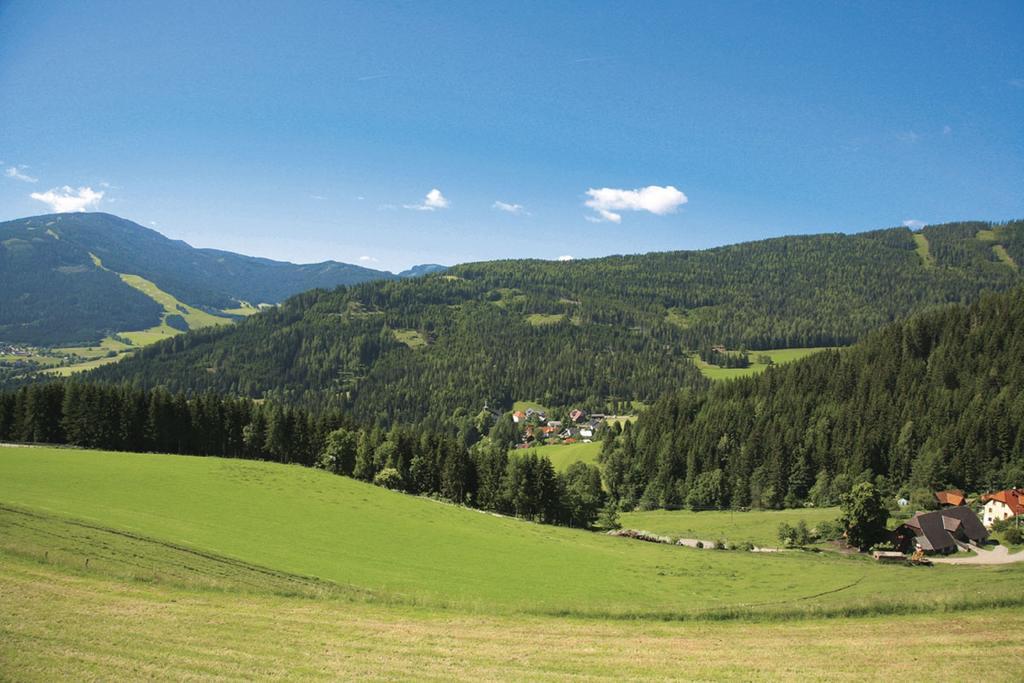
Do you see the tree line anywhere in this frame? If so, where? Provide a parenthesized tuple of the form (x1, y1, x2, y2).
(0, 381, 608, 529)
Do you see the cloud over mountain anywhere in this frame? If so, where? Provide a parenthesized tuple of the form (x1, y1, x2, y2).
(584, 185, 687, 223)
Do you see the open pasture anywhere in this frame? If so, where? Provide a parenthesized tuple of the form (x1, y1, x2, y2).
(621, 507, 843, 548)
(2, 445, 1022, 620)
(2, 542, 1023, 681)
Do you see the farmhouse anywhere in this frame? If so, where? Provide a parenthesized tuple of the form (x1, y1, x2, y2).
(895, 506, 988, 555)
(512, 410, 527, 424)
(934, 489, 966, 507)
(980, 488, 1024, 528)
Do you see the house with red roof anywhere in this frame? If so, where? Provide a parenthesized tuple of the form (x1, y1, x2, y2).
(980, 488, 1024, 528)
(934, 489, 966, 507)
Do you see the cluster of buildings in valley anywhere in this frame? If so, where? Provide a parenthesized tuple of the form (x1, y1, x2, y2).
(0, 344, 33, 357)
(891, 487, 1024, 556)
(508, 407, 606, 447)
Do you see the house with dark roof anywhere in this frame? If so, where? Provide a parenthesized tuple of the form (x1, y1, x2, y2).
(895, 506, 988, 555)
(934, 489, 966, 507)
(981, 488, 1024, 528)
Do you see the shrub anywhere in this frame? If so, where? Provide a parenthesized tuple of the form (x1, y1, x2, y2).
(1003, 526, 1023, 545)
(695, 540, 704, 549)
(372, 467, 403, 490)
(814, 519, 844, 541)
(714, 539, 726, 550)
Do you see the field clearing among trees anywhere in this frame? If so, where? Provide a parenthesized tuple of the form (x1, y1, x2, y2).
(693, 347, 833, 381)
(511, 440, 602, 472)
(2, 446, 1023, 620)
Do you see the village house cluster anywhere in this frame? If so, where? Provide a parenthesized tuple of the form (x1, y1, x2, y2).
(892, 488, 1023, 556)
(510, 407, 605, 448)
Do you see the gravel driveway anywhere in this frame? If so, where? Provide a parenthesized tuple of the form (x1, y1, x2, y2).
(931, 544, 1024, 565)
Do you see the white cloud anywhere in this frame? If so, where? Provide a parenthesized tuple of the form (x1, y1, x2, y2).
(404, 188, 449, 211)
(942, 125, 952, 136)
(897, 130, 921, 144)
(5, 166, 37, 183)
(1008, 78, 1024, 89)
(30, 186, 104, 213)
(902, 219, 926, 229)
(557, 255, 574, 262)
(584, 185, 687, 223)
(493, 200, 527, 215)
(358, 255, 379, 263)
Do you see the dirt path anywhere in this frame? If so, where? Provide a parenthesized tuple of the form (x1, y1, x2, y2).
(931, 544, 1024, 565)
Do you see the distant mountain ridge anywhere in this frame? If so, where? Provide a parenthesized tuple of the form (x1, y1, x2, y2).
(0, 212, 442, 345)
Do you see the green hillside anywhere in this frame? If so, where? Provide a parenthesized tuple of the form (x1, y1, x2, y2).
(603, 287, 1024, 510)
(89, 219, 1023, 428)
(2, 445, 1022, 619)
(0, 213, 398, 345)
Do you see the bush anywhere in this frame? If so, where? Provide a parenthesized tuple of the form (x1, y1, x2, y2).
(695, 540, 704, 549)
(1003, 526, 1023, 545)
(740, 540, 755, 552)
(714, 539, 726, 550)
(372, 467, 403, 490)
(814, 519, 844, 541)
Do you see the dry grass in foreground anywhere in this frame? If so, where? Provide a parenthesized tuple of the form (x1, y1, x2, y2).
(2, 551, 1023, 682)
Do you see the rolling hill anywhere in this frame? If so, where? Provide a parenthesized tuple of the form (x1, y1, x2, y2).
(88, 219, 1023, 428)
(0, 212, 440, 345)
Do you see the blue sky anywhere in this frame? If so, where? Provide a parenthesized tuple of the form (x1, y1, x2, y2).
(1, 1, 1021, 271)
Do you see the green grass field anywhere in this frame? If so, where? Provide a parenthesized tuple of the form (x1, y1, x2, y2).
(621, 507, 843, 547)
(4, 542, 1022, 680)
(694, 347, 833, 381)
(3, 445, 1024, 679)
(511, 440, 602, 471)
(2, 445, 1023, 619)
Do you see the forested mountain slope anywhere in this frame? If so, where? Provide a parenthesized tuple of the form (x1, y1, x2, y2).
(91, 220, 1022, 428)
(0, 213, 397, 344)
(603, 287, 1024, 511)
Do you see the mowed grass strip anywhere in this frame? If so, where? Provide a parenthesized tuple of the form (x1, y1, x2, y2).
(2, 446, 1023, 618)
(2, 551, 1023, 682)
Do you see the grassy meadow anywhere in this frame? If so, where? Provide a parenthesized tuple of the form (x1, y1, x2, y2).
(3, 445, 1024, 679)
(3, 445, 1023, 619)
(3, 543, 1024, 681)
(621, 507, 843, 547)
(693, 347, 834, 381)
(511, 440, 602, 471)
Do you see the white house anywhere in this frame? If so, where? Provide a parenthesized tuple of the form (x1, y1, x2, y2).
(980, 488, 1024, 528)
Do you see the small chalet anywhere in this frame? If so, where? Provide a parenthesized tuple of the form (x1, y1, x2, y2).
(980, 488, 1024, 528)
(934, 489, 966, 507)
(512, 410, 527, 424)
(569, 409, 586, 423)
(895, 506, 988, 555)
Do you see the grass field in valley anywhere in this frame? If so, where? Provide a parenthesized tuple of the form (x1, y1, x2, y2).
(511, 440, 602, 471)
(693, 347, 834, 381)
(2, 445, 1023, 619)
(621, 507, 843, 547)
(3, 544, 1023, 681)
